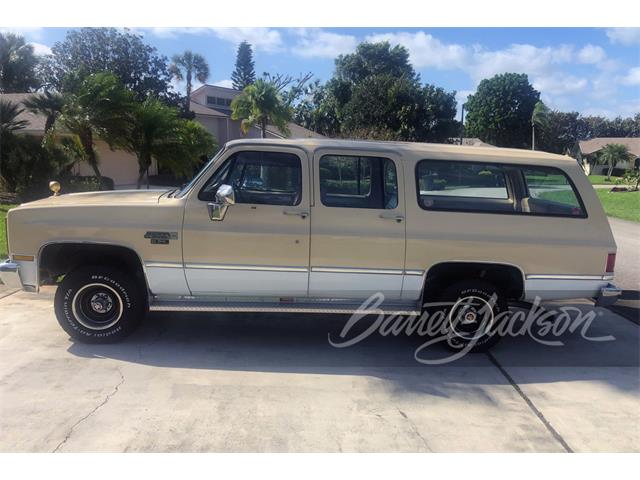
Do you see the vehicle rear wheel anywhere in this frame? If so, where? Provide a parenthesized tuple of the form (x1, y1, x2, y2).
(54, 266, 145, 343)
(431, 280, 507, 352)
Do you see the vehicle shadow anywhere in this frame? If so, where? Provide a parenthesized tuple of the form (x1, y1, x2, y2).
(67, 304, 640, 395)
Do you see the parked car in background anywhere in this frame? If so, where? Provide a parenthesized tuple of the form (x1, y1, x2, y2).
(0, 139, 621, 350)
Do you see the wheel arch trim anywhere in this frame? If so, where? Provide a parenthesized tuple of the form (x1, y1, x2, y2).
(37, 240, 151, 295)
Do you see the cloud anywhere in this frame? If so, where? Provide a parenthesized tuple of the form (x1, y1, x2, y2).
(467, 44, 574, 82)
(362, 31, 575, 84)
(606, 28, 640, 46)
(533, 74, 588, 96)
(577, 44, 606, 64)
(170, 77, 205, 96)
(211, 28, 283, 53)
(213, 79, 234, 89)
(291, 29, 357, 58)
(619, 67, 640, 86)
(0, 27, 44, 41)
(143, 27, 283, 52)
(30, 42, 52, 56)
(143, 27, 211, 39)
(365, 31, 469, 69)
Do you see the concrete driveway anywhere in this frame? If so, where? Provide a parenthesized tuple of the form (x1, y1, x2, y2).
(0, 287, 638, 452)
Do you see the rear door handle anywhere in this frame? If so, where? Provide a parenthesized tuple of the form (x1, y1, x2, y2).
(283, 209, 309, 218)
(379, 213, 404, 223)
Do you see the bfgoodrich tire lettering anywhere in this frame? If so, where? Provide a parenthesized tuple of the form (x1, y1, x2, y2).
(439, 280, 507, 352)
(54, 266, 145, 343)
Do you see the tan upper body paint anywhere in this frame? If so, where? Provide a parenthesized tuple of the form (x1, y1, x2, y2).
(6, 138, 616, 298)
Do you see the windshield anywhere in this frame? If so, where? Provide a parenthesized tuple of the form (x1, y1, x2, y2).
(174, 147, 226, 199)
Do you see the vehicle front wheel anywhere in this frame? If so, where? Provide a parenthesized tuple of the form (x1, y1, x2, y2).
(54, 266, 145, 343)
(432, 280, 508, 352)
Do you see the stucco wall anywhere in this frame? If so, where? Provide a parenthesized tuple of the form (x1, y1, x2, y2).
(73, 141, 157, 188)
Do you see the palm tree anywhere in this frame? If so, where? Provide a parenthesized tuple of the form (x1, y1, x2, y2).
(23, 91, 65, 133)
(123, 97, 179, 189)
(231, 79, 291, 138)
(0, 32, 40, 93)
(597, 143, 630, 181)
(0, 99, 28, 135)
(169, 51, 210, 112)
(55, 73, 133, 187)
(531, 101, 550, 151)
(121, 98, 217, 189)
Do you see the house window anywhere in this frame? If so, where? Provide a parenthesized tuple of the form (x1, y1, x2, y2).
(206, 96, 216, 105)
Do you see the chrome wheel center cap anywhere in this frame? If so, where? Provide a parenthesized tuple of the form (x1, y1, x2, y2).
(462, 311, 477, 324)
(90, 292, 114, 314)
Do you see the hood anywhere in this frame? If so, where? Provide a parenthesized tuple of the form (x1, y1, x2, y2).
(20, 189, 171, 208)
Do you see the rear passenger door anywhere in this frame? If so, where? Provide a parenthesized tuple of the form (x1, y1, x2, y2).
(309, 149, 406, 299)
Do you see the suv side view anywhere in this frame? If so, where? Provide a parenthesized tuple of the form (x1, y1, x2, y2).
(0, 139, 621, 350)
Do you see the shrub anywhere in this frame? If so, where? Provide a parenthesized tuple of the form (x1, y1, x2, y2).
(60, 176, 115, 193)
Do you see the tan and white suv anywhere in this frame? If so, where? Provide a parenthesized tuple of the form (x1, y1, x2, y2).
(0, 139, 621, 349)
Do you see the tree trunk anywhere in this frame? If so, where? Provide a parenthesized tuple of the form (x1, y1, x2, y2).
(607, 163, 614, 181)
(136, 168, 146, 190)
(146, 167, 150, 190)
(80, 129, 102, 190)
(531, 125, 535, 150)
(261, 119, 266, 139)
(185, 69, 192, 113)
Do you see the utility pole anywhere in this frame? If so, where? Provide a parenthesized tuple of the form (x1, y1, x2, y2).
(459, 103, 465, 145)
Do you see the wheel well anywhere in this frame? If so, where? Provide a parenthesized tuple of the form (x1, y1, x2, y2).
(422, 262, 524, 301)
(39, 243, 147, 290)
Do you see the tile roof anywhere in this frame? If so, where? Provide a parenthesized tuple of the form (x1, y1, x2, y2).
(0, 93, 48, 133)
(579, 137, 640, 157)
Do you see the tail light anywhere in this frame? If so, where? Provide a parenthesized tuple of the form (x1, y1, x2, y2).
(605, 253, 616, 274)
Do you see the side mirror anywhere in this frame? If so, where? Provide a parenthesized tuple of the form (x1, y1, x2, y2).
(216, 184, 235, 205)
(207, 184, 235, 221)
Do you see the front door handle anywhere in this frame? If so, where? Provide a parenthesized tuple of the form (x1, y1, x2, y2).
(283, 209, 309, 218)
(379, 213, 404, 223)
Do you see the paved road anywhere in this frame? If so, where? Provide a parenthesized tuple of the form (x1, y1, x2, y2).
(0, 288, 638, 452)
(609, 217, 640, 292)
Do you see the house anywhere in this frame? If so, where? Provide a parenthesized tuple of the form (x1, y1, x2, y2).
(1, 92, 162, 188)
(190, 84, 324, 143)
(1, 86, 323, 188)
(577, 137, 640, 175)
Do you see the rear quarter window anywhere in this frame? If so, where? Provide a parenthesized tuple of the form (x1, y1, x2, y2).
(521, 167, 586, 218)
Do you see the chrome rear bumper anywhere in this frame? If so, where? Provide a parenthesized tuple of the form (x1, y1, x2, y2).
(0, 260, 22, 289)
(595, 283, 622, 307)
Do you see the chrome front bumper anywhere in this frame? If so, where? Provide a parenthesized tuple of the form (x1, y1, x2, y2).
(595, 283, 622, 307)
(0, 260, 22, 289)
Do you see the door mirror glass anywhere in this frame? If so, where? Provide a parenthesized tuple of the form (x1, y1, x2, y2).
(216, 184, 235, 205)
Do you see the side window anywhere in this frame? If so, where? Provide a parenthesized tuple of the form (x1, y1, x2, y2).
(416, 160, 513, 213)
(199, 151, 302, 206)
(521, 167, 586, 217)
(319, 155, 398, 209)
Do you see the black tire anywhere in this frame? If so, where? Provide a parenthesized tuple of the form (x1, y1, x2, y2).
(432, 280, 508, 352)
(54, 266, 145, 343)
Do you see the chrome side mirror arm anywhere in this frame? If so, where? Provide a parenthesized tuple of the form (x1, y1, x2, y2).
(207, 184, 235, 221)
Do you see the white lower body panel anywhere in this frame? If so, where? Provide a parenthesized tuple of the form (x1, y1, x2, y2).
(185, 266, 308, 296)
(524, 276, 610, 301)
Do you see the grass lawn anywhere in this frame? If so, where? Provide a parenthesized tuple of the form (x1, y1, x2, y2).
(0, 204, 17, 259)
(596, 190, 640, 223)
(588, 175, 622, 185)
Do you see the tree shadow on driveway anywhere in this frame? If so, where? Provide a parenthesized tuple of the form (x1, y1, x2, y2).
(66, 304, 640, 396)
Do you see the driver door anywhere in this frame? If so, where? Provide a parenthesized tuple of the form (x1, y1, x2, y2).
(182, 146, 311, 297)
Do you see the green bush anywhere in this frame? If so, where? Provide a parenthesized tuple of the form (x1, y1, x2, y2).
(60, 175, 114, 193)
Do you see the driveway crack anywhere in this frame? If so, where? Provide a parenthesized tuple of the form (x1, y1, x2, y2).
(52, 368, 125, 453)
(486, 351, 573, 453)
(397, 408, 433, 452)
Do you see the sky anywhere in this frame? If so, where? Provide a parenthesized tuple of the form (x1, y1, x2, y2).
(6, 27, 640, 119)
